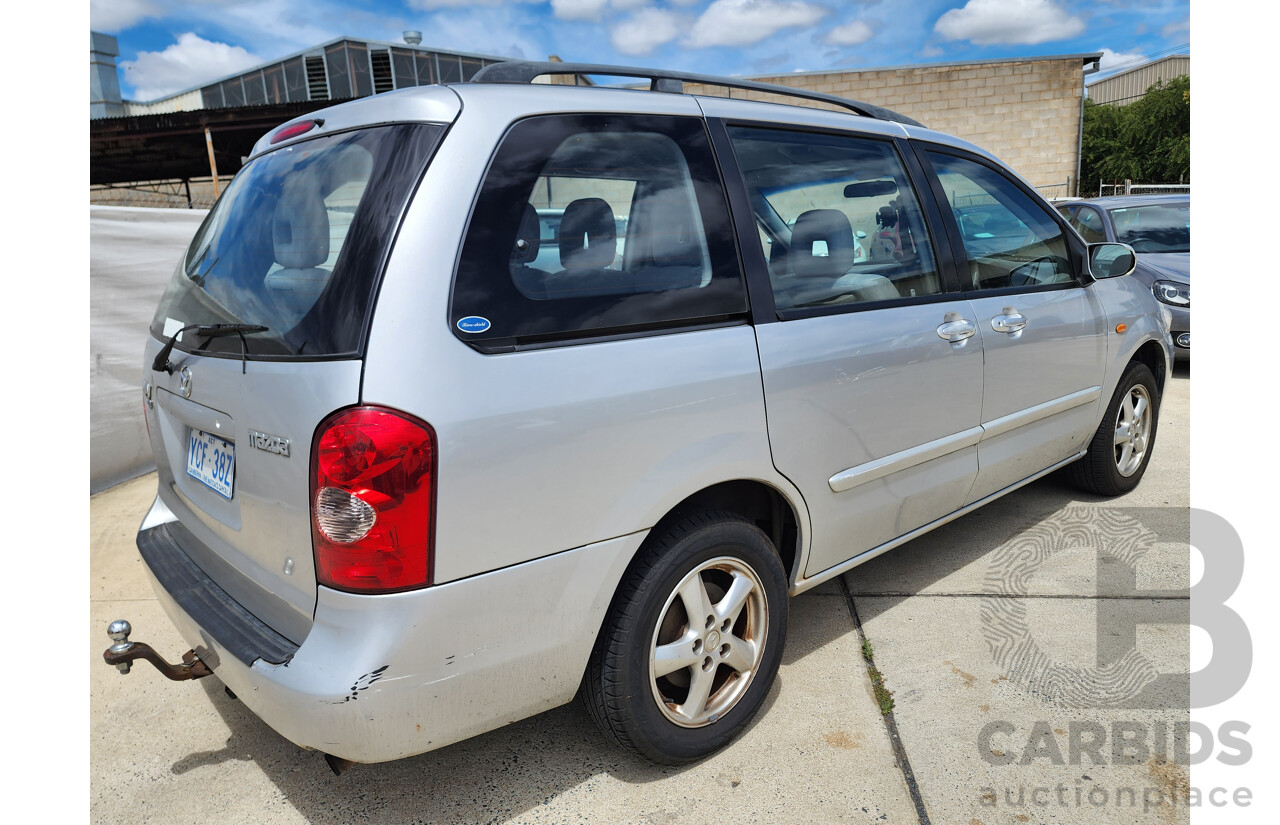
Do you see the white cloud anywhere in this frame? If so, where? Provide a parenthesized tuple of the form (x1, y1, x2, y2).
(551, 0, 610, 21)
(90, 0, 161, 31)
(611, 8, 684, 55)
(611, 0, 652, 9)
(1096, 47, 1148, 72)
(120, 33, 261, 101)
(825, 20, 874, 47)
(934, 0, 1085, 45)
(414, 7, 545, 61)
(1162, 17, 1190, 39)
(685, 0, 828, 48)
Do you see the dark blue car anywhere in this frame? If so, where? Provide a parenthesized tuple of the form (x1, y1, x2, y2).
(1057, 194, 1190, 360)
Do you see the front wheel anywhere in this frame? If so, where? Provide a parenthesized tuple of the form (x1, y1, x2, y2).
(583, 511, 788, 764)
(1068, 361, 1160, 495)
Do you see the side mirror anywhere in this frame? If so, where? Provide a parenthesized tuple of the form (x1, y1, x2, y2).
(1087, 243, 1137, 280)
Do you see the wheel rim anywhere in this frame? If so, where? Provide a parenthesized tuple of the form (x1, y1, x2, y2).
(1113, 383, 1152, 477)
(648, 556, 768, 728)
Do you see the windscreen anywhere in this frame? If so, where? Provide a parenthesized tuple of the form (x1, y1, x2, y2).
(1107, 203, 1190, 253)
(150, 123, 443, 359)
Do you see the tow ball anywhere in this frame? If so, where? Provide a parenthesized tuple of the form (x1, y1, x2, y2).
(102, 620, 213, 681)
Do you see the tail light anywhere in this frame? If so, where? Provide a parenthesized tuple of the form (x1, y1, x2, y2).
(311, 406, 436, 593)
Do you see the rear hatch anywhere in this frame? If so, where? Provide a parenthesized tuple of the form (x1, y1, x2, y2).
(142, 120, 446, 643)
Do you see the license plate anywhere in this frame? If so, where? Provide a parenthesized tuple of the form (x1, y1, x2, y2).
(186, 429, 236, 499)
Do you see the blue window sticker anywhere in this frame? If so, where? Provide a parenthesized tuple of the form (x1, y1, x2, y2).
(457, 316, 492, 334)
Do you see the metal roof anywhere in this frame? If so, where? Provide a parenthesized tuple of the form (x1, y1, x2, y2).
(1086, 54, 1190, 87)
(124, 36, 514, 106)
(90, 101, 330, 185)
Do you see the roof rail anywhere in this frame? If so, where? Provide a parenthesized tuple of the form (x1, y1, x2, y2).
(469, 61, 925, 128)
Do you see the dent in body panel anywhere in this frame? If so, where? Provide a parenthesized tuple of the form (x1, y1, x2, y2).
(287, 532, 640, 760)
(146, 528, 642, 761)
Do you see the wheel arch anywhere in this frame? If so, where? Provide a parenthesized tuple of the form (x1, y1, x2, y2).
(1131, 338, 1168, 400)
(641, 480, 805, 588)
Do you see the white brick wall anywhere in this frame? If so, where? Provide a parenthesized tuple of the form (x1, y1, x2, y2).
(691, 57, 1086, 191)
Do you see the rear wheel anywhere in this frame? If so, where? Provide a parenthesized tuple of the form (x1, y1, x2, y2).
(1068, 361, 1159, 495)
(584, 511, 788, 764)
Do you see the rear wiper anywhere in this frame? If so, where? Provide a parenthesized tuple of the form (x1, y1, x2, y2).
(152, 324, 269, 376)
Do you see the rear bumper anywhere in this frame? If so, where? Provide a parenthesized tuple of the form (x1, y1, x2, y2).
(139, 511, 641, 763)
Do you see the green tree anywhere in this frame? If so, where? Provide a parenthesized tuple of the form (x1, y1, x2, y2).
(1081, 75, 1190, 193)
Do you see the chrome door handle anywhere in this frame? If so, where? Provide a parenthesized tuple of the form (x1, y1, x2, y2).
(990, 306, 1027, 334)
(937, 317, 977, 342)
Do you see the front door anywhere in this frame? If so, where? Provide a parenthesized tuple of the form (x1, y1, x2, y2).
(921, 149, 1108, 503)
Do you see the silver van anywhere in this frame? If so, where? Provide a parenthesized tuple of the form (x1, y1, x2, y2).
(106, 62, 1172, 770)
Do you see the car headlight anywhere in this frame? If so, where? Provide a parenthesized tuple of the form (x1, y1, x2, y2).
(1153, 280, 1190, 307)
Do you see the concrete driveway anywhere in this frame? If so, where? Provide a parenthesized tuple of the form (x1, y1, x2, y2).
(90, 364, 1189, 825)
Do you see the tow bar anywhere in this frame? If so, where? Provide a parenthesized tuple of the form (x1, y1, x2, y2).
(102, 620, 213, 681)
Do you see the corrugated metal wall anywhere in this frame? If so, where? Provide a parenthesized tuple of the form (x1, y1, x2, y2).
(1087, 56, 1190, 106)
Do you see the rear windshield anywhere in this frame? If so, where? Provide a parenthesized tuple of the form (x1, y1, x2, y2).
(150, 123, 442, 359)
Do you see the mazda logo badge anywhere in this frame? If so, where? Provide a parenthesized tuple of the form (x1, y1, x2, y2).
(179, 366, 193, 398)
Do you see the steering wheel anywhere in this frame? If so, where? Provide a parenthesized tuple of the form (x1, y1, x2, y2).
(1124, 237, 1159, 253)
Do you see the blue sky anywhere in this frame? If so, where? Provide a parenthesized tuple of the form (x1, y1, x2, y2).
(90, 0, 1189, 102)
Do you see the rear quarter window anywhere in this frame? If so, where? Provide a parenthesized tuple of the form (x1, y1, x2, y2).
(450, 114, 747, 350)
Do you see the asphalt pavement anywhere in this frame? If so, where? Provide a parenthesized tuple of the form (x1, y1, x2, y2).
(90, 363, 1190, 825)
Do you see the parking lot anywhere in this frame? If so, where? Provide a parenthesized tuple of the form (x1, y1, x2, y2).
(90, 363, 1189, 825)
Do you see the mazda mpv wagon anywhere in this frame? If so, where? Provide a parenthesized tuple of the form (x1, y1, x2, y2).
(106, 62, 1173, 770)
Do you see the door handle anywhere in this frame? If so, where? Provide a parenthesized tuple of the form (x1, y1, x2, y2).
(990, 306, 1027, 334)
(937, 314, 977, 342)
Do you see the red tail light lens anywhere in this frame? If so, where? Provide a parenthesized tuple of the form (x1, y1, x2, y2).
(311, 406, 435, 593)
(270, 119, 322, 144)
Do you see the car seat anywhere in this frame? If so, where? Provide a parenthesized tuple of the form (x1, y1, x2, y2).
(264, 174, 333, 328)
(780, 209, 898, 306)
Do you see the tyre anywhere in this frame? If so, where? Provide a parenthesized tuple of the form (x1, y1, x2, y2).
(1068, 361, 1160, 496)
(584, 511, 788, 764)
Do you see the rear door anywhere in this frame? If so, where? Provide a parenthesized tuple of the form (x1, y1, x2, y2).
(142, 123, 444, 642)
(919, 147, 1108, 503)
(715, 122, 984, 578)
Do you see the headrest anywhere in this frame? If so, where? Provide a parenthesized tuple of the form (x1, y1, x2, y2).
(272, 176, 330, 270)
(559, 198, 616, 270)
(791, 209, 855, 278)
(628, 191, 702, 269)
(512, 203, 541, 266)
(320, 145, 373, 194)
(876, 206, 898, 229)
